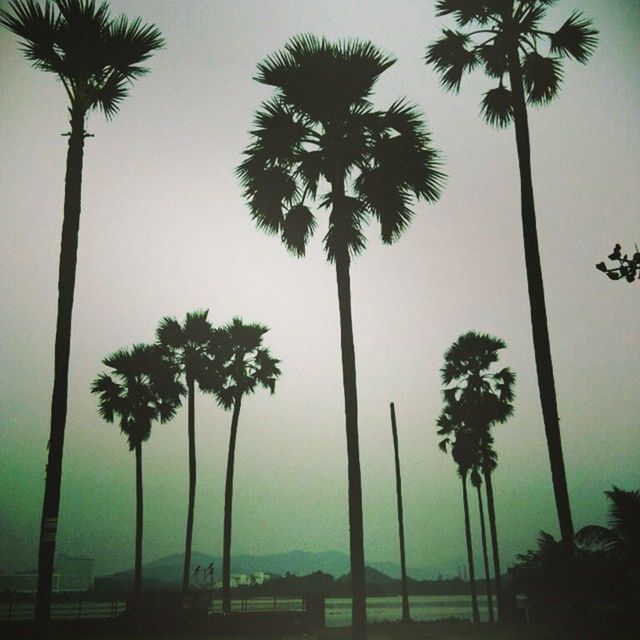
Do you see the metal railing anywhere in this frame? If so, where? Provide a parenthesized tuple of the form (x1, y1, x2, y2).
(1, 594, 306, 622)
(1, 599, 127, 622)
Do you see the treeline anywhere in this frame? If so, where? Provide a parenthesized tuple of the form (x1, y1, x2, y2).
(232, 571, 489, 598)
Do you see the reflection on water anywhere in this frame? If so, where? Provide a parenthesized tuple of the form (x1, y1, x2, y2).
(325, 594, 492, 627)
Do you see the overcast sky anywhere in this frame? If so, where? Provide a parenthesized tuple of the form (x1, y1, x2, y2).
(1, 0, 638, 578)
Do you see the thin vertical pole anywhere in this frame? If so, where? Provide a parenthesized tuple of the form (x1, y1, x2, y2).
(390, 403, 411, 624)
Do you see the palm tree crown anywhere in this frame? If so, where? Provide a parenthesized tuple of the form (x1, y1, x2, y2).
(576, 487, 640, 569)
(237, 34, 445, 260)
(91, 343, 183, 448)
(210, 317, 281, 407)
(426, 0, 598, 127)
(439, 331, 515, 433)
(156, 309, 218, 386)
(0, 0, 164, 120)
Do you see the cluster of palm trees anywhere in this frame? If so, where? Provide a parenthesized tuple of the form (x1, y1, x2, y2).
(2, 0, 598, 637)
(436, 332, 515, 622)
(91, 311, 280, 609)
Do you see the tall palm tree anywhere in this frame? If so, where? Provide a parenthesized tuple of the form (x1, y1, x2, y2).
(156, 310, 218, 592)
(237, 35, 444, 637)
(471, 464, 494, 622)
(438, 331, 514, 618)
(0, 0, 163, 627)
(426, 0, 597, 557)
(206, 318, 281, 613)
(91, 344, 183, 603)
(438, 422, 481, 623)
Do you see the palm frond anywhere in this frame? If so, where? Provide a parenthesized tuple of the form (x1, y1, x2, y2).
(574, 525, 620, 553)
(322, 195, 368, 262)
(0, 0, 63, 74)
(480, 84, 513, 127)
(90, 372, 122, 422)
(549, 11, 598, 63)
(426, 29, 477, 93)
(156, 316, 183, 349)
(522, 51, 562, 105)
(294, 149, 324, 199)
(105, 13, 164, 77)
(183, 309, 213, 345)
(477, 36, 509, 78)
(257, 34, 395, 123)
(605, 486, 640, 535)
(517, 2, 546, 34)
(435, 0, 501, 26)
(250, 98, 310, 164)
(239, 163, 297, 236)
(93, 72, 128, 118)
(281, 203, 316, 257)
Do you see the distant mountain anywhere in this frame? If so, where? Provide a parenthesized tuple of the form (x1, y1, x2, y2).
(97, 550, 434, 589)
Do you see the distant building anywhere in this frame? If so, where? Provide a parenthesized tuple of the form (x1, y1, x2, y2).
(216, 571, 273, 589)
(0, 555, 95, 593)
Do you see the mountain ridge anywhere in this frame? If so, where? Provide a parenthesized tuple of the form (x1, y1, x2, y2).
(99, 549, 435, 586)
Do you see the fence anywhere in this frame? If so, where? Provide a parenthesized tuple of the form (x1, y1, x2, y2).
(0, 599, 127, 622)
(1, 593, 307, 622)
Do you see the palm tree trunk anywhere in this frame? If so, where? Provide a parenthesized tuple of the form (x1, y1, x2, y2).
(222, 393, 242, 614)
(134, 443, 143, 602)
(483, 470, 502, 619)
(390, 403, 410, 624)
(475, 481, 494, 622)
(35, 106, 86, 635)
(505, 15, 574, 552)
(182, 375, 196, 593)
(335, 245, 367, 640)
(461, 474, 480, 623)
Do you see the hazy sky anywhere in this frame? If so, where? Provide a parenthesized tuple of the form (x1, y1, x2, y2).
(1, 0, 638, 578)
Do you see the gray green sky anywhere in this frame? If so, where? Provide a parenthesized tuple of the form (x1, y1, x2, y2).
(0, 0, 638, 578)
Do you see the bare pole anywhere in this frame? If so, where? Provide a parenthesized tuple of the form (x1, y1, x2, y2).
(390, 402, 411, 624)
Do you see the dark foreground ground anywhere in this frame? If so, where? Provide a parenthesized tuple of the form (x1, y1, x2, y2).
(40, 620, 638, 640)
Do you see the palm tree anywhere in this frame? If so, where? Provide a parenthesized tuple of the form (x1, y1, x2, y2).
(389, 402, 410, 624)
(91, 344, 183, 604)
(471, 465, 494, 622)
(438, 331, 514, 618)
(576, 487, 640, 580)
(426, 0, 597, 558)
(207, 318, 281, 613)
(0, 0, 163, 626)
(237, 35, 444, 637)
(438, 422, 481, 623)
(156, 310, 218, 592)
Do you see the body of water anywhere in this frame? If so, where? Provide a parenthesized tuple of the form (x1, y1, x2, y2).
(326, 594, 495, 626)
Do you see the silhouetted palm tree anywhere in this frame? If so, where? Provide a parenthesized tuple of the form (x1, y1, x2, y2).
(426, 0, 597, 558)
(156, 310, 218, 592)
(576, 487, 640, 580)
(0, 0, 163, 626)
(438, 422, 481, 623)
(237, 35, 444, 637)
(91, 344, 182, 603)
(471, 464, 494, 622)
(438, 331, 514, 617)
(207, 318, 281, 613)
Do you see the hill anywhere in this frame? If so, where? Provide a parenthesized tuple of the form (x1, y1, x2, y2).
(95, 550, 435, 590)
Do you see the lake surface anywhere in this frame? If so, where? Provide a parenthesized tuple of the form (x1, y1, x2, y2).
(326, 594, 494, 626)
